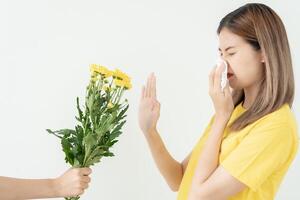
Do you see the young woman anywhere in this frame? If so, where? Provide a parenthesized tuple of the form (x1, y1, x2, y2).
(138, 3, 298, 200)
(0, 167, 92, 199)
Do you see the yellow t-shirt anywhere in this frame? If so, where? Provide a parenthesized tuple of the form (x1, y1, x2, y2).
(177, 102, 299, 200)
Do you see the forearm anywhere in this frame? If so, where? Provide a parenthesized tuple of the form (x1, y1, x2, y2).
(0, 176, 58, 200)
(190, 116, 228, 197)
(145, 129, 183, 191)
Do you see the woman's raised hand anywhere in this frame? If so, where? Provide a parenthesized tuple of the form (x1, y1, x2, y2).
(138, 73, 161, 136)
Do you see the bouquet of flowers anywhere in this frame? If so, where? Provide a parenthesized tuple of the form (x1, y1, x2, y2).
(47, 64, 131, 200)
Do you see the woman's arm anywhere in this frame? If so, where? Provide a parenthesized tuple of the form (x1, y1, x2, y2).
(188, 115, 246, 200)
(188, 64, 246, 200)
(138, 73, 190, 191)
(0, 168, 92, 200)
(191, 115, 227, 184)
(144, 128, 189, 191)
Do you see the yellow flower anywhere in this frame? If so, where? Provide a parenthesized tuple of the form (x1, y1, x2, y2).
(90, 65, 98, 77)
(114, 79, 132, 90)
(90, 64, 113, 78)
(114, 79, 125, 88)
(89, 65, 132, 90)
(123, 80, 132, 90)
(113, 69, 131, 82)
(107, 102, 114, 108)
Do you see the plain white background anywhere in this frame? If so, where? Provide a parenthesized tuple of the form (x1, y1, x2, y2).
(1, 0, 299, 199)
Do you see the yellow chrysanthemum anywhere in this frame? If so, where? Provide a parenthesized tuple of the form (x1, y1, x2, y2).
(123, 80, 132, 90)
(114, 79, 132, 90)
(90, 64, 113, 78)
(113, 69, 131, 82)
(90, 65, 98, 77)
(114, 79, 125, 88)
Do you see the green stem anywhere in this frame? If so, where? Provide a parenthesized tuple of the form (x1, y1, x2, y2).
(65, 196, 80, 200)
(116, 88, 124, 104)
(110, 87, 118, 104)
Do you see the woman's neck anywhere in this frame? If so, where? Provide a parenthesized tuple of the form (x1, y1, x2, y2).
(242, 84, 260, 109)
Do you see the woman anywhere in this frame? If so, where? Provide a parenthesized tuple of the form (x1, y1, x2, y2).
(138, 3, 298, 200)
(0, 167, 92, 199)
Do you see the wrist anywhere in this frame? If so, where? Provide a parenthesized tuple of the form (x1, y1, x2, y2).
(215, 112, 231, 122)
(50, 178, 62, 197)
(144, 128, 158, 140)
(143, 127, 157, 136)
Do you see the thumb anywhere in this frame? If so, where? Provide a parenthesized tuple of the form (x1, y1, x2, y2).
(154, 101, 161, 111)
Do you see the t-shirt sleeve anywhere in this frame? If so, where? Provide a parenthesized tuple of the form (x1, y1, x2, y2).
(192, 115, 216, 152)
(220, 121, 293, 192)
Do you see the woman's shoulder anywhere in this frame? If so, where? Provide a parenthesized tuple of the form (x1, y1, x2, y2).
(251, 103, 298, 139)
(257, 103, 296, 125)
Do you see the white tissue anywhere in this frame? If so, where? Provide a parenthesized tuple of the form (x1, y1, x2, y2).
(217, 59, 228, 92)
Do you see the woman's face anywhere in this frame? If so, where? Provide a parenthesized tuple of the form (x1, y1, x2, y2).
(218, 28, 265, 90)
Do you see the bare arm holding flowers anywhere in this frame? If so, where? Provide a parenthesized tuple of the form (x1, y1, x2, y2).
(0, 168, 91, 200)
(138, 73, 191, 191)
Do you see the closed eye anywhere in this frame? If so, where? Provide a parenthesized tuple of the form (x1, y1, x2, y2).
(219, 52, 236, 57)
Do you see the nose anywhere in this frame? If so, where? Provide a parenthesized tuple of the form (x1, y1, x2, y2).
(221, 59, 233, 73)
(226, 63, 234, 74)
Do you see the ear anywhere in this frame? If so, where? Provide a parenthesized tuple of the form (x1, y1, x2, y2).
(260, 50, 266, 63)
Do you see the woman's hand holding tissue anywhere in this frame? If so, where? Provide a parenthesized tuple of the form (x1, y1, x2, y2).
(209, 63, 234, 121)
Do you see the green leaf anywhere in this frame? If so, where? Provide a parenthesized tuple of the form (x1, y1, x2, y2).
(61, 137, 74, 165)
(84, 155, 102, 167)
(87, 94, 94, 112)
(116, 104, 129, 121)
(109, 130, 122, 141)
(46, 129, 62, 139)
(109, 120, 126, 140)
(103, 152, 114, 157)
(82, 134, 97, 165)
(109, 140, 118, 146)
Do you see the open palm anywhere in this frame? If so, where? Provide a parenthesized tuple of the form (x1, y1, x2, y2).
(138, 73, 160, 135)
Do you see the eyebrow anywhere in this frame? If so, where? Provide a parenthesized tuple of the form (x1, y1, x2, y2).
(218, 46, 236, 52)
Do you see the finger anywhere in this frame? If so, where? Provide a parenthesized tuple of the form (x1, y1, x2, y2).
(145, 77, 149, 97)
(146, 74, 151, 97)
(152, 74, 157, 99)
(150, 73, 156, 99)
(81, 176, 91, 183)
(209, 66, 217, 92)
(153, 101, 160, 112)
(149, 73, 154, 98)
(75, 189, 84, 196)
(80, 182, 89, 189)
(141, 86, 146, 99)
(80, 168, 92, 175)
(214, 63, 223, 92)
